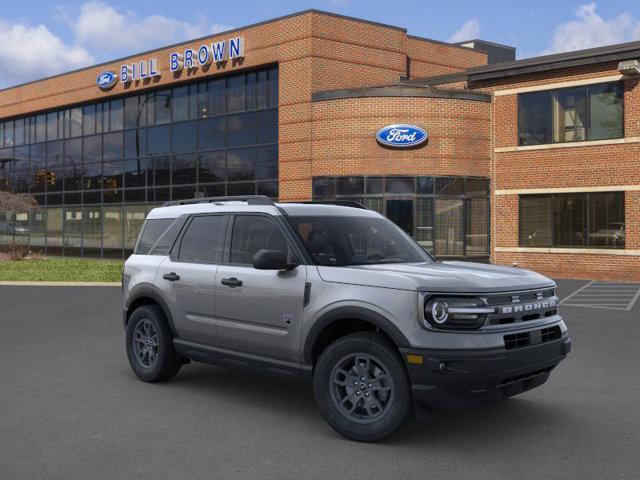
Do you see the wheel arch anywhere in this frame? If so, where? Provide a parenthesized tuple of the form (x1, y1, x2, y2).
(125, 284, 177, 336)
(303, 306, 410, 365)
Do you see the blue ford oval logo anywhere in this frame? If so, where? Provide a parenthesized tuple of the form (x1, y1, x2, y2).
(376, 124, 428, 148)
(96, 71, 118, 90)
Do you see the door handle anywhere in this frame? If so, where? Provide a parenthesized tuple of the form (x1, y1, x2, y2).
(163, 272, 180, 282)
(221, 277, 243, 287)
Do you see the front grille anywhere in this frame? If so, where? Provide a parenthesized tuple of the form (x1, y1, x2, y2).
(504, 325, 563, 350)
(486, 289, 558, 326)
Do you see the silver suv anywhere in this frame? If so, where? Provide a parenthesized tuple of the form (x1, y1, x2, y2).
(122, 195, 571, 442)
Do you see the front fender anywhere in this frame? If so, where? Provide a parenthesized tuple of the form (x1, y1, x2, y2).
(302, 304, 411, 364)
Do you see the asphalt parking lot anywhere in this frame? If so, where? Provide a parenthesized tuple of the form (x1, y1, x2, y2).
(0, 281, 638, 480)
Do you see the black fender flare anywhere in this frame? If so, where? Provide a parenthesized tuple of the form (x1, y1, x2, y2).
(302, 306, 411, 364)
(125, 283, 178, 336)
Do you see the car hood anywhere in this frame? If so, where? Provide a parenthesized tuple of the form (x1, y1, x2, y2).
(316, 261, 554, 293)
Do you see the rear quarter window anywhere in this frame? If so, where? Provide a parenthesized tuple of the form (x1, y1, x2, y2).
(134, 218, 175, 254)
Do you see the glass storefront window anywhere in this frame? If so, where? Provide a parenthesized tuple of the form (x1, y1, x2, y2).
(416, 198, 433, 252)
(29, 207, 46, 249)
(519, 82, 623, 145)
(520, 192, 624, 249)
(103, 206, 123, 257)
(466, 197, 488, 256)
(63, 206, 82, 255)
(124, 205, 147, 251)
(83, 206, 102, 256)
(435, 198, 464, 257)
(313, 175, 489, 259)
(386, 177, 414, 195)
(0, 66, 278, 258)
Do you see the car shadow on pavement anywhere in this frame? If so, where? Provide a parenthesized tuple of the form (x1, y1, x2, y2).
(139, 362, 575, 445)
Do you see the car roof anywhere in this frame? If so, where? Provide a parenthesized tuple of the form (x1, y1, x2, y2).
(145, 201, 380, 220)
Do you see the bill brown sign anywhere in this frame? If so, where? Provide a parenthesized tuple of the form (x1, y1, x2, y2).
(97, 36, 245, 89)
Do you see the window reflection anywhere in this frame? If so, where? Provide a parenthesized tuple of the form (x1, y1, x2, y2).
(0, 66, 278, 257)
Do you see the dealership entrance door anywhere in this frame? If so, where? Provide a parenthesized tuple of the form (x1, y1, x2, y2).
(386, 199, 413, 235)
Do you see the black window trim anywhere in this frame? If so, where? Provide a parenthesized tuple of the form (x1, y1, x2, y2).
(518, 191, 626, 249)
(517, 80, 625, 146)
(170, 213, 229, 264)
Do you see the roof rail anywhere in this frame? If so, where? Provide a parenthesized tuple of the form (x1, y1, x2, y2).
(295, 200, 368, 210)
(162, 195, 275, 207)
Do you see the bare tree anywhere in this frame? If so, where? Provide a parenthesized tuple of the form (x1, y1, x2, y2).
(0, 191, 37, 214)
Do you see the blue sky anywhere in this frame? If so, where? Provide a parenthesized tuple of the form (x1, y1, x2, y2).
(2, 1, 640, 88)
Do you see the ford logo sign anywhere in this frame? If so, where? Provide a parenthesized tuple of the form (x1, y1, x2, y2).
(376, 124, 428, 148)
(96, 71, 118, 90)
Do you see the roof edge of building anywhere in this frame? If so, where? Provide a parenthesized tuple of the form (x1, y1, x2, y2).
(311, 85, 491, 103)
(406, 34, 484, 54)
(467, 40, 640, 81)
(0, 9, 408, 95)
(401, 71, 469, 86)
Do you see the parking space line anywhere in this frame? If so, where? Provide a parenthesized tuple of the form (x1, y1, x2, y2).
(559, 281, 594, 305)
(560, 280, 640, 311)
(626, 286, 640, 311)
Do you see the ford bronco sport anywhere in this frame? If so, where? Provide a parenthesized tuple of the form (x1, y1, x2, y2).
(122, 195, 571, 442)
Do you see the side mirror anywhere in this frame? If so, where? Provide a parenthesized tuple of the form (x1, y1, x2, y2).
(253, 249, 298, 270)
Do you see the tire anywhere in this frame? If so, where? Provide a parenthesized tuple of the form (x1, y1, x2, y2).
(126, 305, 181, 383)
(313, 331, 413, 442)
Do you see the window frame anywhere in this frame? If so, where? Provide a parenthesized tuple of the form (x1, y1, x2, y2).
(518, 192, 625, 249)
(517, 81, 624, 146)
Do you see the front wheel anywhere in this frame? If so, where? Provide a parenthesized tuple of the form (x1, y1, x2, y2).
(126, 305, 181, 382)
(313, 332, 413, 442)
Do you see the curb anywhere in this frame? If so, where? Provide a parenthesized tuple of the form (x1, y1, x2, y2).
(0, 281, 121, 287)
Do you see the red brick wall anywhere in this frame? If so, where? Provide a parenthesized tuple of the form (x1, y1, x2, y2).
(483, 63, 640, 281)
(308, 95, 491, 187)
(406, 37, 487, 79)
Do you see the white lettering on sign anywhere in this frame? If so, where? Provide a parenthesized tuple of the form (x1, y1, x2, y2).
(386, 128, 417, 143)
(170, 37, 244, 73)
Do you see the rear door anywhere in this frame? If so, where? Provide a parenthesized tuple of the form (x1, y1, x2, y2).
(156, 214, 229, 346)
(214, 214, 307, 362)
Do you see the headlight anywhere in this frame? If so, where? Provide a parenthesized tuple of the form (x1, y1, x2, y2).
(423, 297, 495, 330)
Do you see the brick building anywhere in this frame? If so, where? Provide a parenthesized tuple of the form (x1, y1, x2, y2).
(0, 10, 637, 280)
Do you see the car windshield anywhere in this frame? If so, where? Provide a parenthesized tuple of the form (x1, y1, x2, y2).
(288, 215, 433, 266)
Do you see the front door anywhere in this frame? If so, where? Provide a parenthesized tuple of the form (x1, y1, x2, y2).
(386, 199, 414, 236)
(214, 214, 307, 362)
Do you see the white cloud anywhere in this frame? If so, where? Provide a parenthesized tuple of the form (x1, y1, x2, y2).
(0, 20, 93, 88)
(448, 18, 481, 43)
(71, 1, 232, 55)
(542, 3, 640, 54)
(0, 1, 234, 88)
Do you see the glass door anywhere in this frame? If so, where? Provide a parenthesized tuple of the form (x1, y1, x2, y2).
(386, 199, 414, 236)
(434, 198, 464, 257)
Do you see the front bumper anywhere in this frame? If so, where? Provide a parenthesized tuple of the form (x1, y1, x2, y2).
(400, 334, 571, 411)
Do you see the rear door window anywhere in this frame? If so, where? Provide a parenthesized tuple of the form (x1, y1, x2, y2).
(177, 215, 228, 264)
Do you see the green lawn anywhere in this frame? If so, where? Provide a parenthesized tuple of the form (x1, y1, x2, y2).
(0, 258, 123, 282)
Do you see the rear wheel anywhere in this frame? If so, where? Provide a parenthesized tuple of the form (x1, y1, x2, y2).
(313, 332, 412, 442)
(126, 305, 181, 382)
